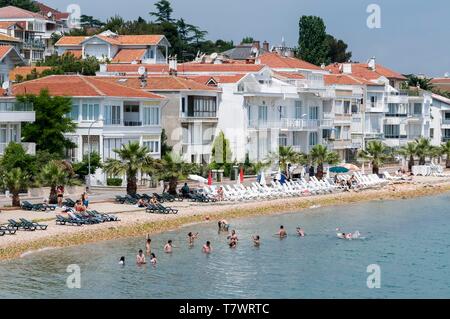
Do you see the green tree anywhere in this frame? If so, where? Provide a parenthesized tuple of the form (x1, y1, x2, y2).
(103, 15, 126, 33)
(326, 34, 352, 63)
(160, 129, 173, 157)
(309, 144, 340, 179)
(211, 131, 233, 165)
(0, 142, 36, 177)
(398, 142, 417, 172)
(297, 16, 329, 65)
(266, 146, 302, 177)
(441, 140, 450, 168)
(1, 168, 29, 207)
(150, 0, 174, 23)
(406, 75, 433, 91)
(80, 15, 105, 29)
(72, 152, 102, 180)
(241, 37, 254, 44)
(0, 0, 38, 11)
(155, 153, 194, 195)
(38, 160, 73, 204)
(19, 90, 77, 157)
(414, 137, 432, 165)
(358, 141, 390, 175)
(103, 142, 156, 195)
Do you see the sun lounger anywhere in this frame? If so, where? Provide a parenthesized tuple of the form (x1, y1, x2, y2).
(21, 201, 46, 211)
(19, 218, 48, 230)
(56, 215, 84, 226)
(0, 224, 17, 235)
(8, 219, 35, 231)
(63, 198, 76, 207)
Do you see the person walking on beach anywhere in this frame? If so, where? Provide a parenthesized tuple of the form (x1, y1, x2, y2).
(188, 232, 199, 246)
(276, 225, 287, 238)
(164, 240, 173, 253)
(146, 236, 152, 255)
(202, 241, 212, 254)
(136, 250, 146, 264)
(57, 186, 64, 208)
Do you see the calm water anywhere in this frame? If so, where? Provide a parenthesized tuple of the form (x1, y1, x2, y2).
(0, 194, 449, 299)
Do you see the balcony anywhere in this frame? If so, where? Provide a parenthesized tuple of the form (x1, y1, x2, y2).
(22, 39, 45, 49)
(0, 102, 35, 122)
(334, 114, 352, 123)
(180, 111, 218, 123)
(441, 119, 450, 126)
(326, 139, 353, 150)
(124, 121, 143, 127)
(0, 102, 33, 112)
(249, 119, 319, 131)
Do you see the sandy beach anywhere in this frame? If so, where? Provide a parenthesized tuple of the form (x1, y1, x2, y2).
(1, 175, 450, 261)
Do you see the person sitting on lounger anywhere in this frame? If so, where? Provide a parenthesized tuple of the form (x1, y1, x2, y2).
(252, 235, 260, 246)
(181, 183, 190, 198)
(150, 253, 157, 265)
(296, 227, 305, 237)
(136, 250, 146, 264)
(74, 200, 86, 212)
(217, 187, 224, 201)
(202, 241, 212, 254)
(137, 198, 146, 208)
(150, 196, 158, 205)
(277, 225, 287, 238)
(164, 240, 173, 253)
(188, 232, 199, 246)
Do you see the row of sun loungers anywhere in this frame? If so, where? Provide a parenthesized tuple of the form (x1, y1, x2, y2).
(115, 192, 183, 205)
(202, 173, 388, 202)
(145, 203, 178, 214)
(56, 209, 120, 226)
(3, 218, 48, 233)
(21, 201, 56, 212)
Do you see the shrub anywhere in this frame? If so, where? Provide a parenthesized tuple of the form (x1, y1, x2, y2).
(107, 178, 122, 186)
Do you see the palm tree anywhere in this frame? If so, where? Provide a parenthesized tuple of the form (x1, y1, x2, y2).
(309, 144, 340, 179)
(103, 142, 156, 195)
(2, 168, 29, 207)
(38, 160, 72, 204)
(155, 153, 194, 195)
(415, 137, 432, 165)
(358, 141, 389, 175)
(265, 146, 300, 177)
(398, 142, 417, 172)
(441, 140, 450, 168)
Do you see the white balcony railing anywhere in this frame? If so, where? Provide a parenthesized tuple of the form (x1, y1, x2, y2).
(248, 119, 320, 130)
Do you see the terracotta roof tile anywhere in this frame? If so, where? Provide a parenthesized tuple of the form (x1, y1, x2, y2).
(63, 49, 82, 59)
(0, 33, 21, 42)
(56, 35, 164, 47)
(326, 63, 407, 81)
(273, 71, 305, 80)
(55, 36, 88, 46)
(186, 74, 246, 84)
(257, 52, 322, 71)
(9, 66, 52, 80)
(112, 49, 147, 63)
(0, 6, 47, 19)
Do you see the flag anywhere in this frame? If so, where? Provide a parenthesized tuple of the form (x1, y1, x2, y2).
(239, 167, 244, 183)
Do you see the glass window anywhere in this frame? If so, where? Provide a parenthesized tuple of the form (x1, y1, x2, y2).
(335, 126, 342, 140)
(430, 128, 434, 138)
(82, 103, 100, 121)
(309, 132, 318, 146)
(68, 103, 79, 121)
(413, 103, 422, 115)
(104, 105, 121, 125)
(143, 107, 160, 125)
(279, 134, 287, 147)
(295, 100, 303, 119)
(9, 124, 19, 142)
(384, 124, 400, 138)
(258, 105, 268, 123)
(293, 131, 301, 146)
(309, 106, 318, 120)
(143, 140, 160, 154)
(0, 124, 7, 143)
(103, 138, 122, 161)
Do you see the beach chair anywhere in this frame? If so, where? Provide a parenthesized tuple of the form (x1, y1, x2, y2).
(0, 224, 17, 235)
(63, 198, 76, 207)
(115, 195, 127, 204)
(19, 218, 48, 230)
(8, 219, 35, 231)
(90, 210, 120, 222)
(56, 215, 84, 226)
(156, 203, 178, 214)
(145, 203, 159, 213)
(21, 201, 46, 211)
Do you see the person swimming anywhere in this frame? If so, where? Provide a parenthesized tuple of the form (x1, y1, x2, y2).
(119, 256, 125, 265)
(296, 227, 305, 237)
(187, 232, 199, 246)
(218, 220, 229, 232)
(229, 238, 237, 248)
(228, 229, 238, 241)
(150, 253, 157, 265)
(136, 249, 146, 264)
(202, 241, 212, 254)
(336, 228, 359, 240)
(252, 235, 260, 246)
(276, 225, 287, 238)
(164, 240, 173, 253)
(146, 236, 152, 255)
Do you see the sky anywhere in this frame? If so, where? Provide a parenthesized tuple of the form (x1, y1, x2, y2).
(44, 0, 450, 77)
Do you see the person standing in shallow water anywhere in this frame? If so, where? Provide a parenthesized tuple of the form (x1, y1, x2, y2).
(136, 250, 146, 264)
(146, 236, 152, 255)
(164, 240, 173, 253)
(187, 232, 199, 246)
(276, 225, 287, 238)
(202, 241, 212, 254)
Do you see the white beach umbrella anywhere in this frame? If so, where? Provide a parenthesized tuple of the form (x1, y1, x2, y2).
(188, 174, 208, 184)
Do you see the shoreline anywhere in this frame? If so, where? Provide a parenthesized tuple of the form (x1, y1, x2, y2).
(1, 179, 450, 261)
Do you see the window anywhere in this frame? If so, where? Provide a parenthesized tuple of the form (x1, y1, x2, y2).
(82, 135, 99, 155)
(143, 140, 160, 154)
(143, 107, 159, 125)
(68, 103, 79, 121)
(384, 124, 400, 138)
(125, 105, 139, 113)
(370, 96, 377, 107)
(9, 124, 19, 142)
(309, 132, 318, 146)
(430, 128, 434, 139)
(181, 97, 186, 113)
(279, 106, 286, 119)
(258, 105, 268, 123)
(293, 132, 301, 146)
(279, 134, 287, 147)
(445, 113, 450, 120)
(104, 105, 121, 125)
(322, 129, 331, 139)
(103, 138, 122, 161)
(0, 124, 7, 143)
(309, 106, 318, 120)
(187, 96, 217, 117)
(82, 103, 100, 121)
(295, 100, 303, 119)
(413, 103, 422, 115)
(343, 101, 350, 114)
(334, 126, 342, 140)
(351, 102, 358, 114)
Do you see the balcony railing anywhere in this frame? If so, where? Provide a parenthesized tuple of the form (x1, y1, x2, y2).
(0, 102, 33, 112)
(124, 121, 142, 127)
(442, 119, 450, 125)
(249, 118, 321, 130)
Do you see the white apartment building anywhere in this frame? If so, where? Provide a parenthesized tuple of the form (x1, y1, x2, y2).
(430, 93, 450, 145)
(4, 75, 166, 185)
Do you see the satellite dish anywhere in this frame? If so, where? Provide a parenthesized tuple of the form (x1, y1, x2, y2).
(210, 52, 218, 60)
(2, 81, 10, 90)
(47, 11, 53, 18)
(445, 72, 449, 78)
(137, 66, 147, 76)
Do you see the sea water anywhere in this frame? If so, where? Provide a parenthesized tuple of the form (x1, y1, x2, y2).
(0, 194, 449, 299)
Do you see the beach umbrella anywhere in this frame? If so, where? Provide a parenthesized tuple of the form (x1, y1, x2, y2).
(239, 167, 244, 183)
(207, 171, 212, 186)
(188, 174, 208, 184)
(259, 170, 266, 186)
(329, 166, 350, 173)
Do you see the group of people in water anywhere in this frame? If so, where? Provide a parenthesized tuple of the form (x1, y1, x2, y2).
(119, 220, 359, 266)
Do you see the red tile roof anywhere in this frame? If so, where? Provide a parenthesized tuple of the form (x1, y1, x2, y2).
(0, 6, 47, 19)
(0, 21, 20, 29)
(324, 74, 372, 86)
(63, 49, 82, 59)
(106, 64, 170, 74)
(9, 66, 52, 80)
(0, 45, 13, 60)
(177, 63, 265, 73)
(273, 71, 305, 80)
(112, 49, 147, 63)
(326, 63, 407, 81)
(257, 52, 322, 71)
(0, 33, 21, 42)
(431, 78, 450, 84)
(56, 35, 165, 47)
(100, 76, 220, 92)
(12, 75, 165, 99)
(55, 36, 87, 46)
(186, 74, 246, 85)
(35, 1, 69, 20)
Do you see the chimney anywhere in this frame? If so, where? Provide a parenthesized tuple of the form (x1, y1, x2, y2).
(253, 40, 260, 51)
(169, 56, 178, 76)
(262, 41, 269, 52)
(99, 64, 107, 73)
(368, 57, 376, 70)
(342, 63, 352, 74)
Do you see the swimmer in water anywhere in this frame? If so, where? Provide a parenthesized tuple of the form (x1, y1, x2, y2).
(229, 238, 237, 248)
(119, 256, 125, 265)
(296, 227, 305, 237)
(164, 240, 173, 253)
(252, 235, 260, 246)
(202, 241, 212, 254)
(146, 236, 152, 255)
(150, 253, 157, 265)
(227, 229, 238, 242)
(187, 232, 199, 246)
(276, 225, 287, 238)
(136, 249, 146, 264)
